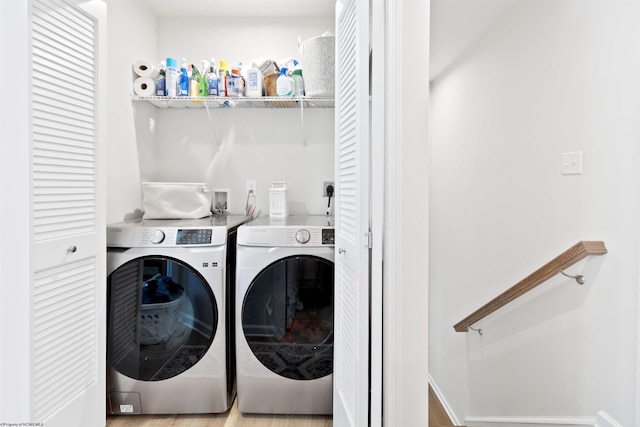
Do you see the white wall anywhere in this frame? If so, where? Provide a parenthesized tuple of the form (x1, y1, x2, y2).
(429, 0, 640, 424)
(107, 5, 335, 222)
(107, 0, 157, 223)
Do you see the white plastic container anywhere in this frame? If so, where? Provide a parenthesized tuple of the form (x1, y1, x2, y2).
(269, 181, 289, 217)
(245, 63, 263, 97)
(301, 34, 335, 97)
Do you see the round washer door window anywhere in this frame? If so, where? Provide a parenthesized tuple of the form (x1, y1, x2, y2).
(107, 255, 217, 381)
(242, 255, 334, 380)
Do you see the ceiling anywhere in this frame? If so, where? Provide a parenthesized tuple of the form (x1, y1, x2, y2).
(143, 0, 518, 80)
(144, 0, 335, 18)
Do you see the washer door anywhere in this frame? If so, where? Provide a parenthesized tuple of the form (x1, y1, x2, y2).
(242, 255, 334, 380)
(107, 255, 217, 381)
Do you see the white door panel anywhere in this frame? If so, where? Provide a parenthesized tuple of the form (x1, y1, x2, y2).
(334, 0, 370, 425)
(2, 1, 107, 426)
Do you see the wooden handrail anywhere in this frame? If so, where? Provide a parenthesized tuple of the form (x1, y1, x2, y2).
(454, 241, 607, 332)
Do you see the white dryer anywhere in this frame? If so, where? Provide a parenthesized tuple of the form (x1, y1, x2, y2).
(106, 215, 250, 414)
(236, 216, 335, 415)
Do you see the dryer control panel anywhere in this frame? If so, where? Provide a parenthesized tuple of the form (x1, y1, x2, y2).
(236, 215, 335, 247)
(284, 228, 334, 246)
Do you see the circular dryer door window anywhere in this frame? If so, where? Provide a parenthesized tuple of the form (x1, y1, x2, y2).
(242, 255, 334, 380)
(107, 255, 217, 381)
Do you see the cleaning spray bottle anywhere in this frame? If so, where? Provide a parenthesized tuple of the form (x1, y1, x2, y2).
(291, 59, 304, 97)
(276, 67, 294, 97)
(179, 59, 189, 96)
(208, 58, 219, 96)
(199, 60, 208, 96)
(189, 64, 200, 97)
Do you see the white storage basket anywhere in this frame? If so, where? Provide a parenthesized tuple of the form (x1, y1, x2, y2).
(142, 182, 213, 219)
(301, 34, 335, 97)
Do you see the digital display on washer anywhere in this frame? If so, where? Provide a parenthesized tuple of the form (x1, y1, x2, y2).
(176, 229, 212, 245)
(322, 228, 335, 245)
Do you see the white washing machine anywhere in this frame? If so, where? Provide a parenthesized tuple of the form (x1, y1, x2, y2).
(106, 215, 250, 414)
(236, 216, 335, 415)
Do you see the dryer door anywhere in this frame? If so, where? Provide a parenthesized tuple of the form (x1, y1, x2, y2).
(242, 255, 334, 380)
(107, 255, 217, 381)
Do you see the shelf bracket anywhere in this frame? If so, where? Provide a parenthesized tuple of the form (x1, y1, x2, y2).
(203, 100, 221, 151)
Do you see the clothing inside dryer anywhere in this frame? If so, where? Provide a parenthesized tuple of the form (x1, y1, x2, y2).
(107, 256, 217, 381)
(242, 255, 334, 380)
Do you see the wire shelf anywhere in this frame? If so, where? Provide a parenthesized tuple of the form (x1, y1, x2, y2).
(132, 95, 335, 109)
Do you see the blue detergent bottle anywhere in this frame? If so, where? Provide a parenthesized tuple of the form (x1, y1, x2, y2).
(179, 59, 189, 96)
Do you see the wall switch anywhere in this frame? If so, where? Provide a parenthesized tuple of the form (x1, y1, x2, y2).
(246, 180, 257, 196)
(149, 118, 155, 132)
(562, 151, 583, 175)
(322, 181, 335, 197)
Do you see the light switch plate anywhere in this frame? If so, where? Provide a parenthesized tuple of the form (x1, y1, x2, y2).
(562, 151, 583, 175)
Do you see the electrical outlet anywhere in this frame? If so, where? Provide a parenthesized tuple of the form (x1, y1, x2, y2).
(246, 180, 257, 196)
(322, 181, 335, 197)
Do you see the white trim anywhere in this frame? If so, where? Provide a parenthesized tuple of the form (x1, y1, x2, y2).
(596, 411, 624, 427)
(465, 416, 597, 427)
(382, 0, 402, 423)
(369, 0, 385, 425)
(428, 374, 462, 426)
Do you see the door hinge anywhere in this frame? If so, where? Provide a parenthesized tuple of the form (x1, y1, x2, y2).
(367, 231, 373, 249)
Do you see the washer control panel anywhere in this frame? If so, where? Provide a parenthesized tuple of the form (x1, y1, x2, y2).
(295, 229, 311, 244)
(108, 226, 224, 247)
(176, 228, 213, 245)
(322, 228, 335, 245)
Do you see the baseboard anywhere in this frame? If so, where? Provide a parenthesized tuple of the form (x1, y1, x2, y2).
(464, 416, 596, 427)
(427, 374, 623, 427)
(464, 411, 622, 427)
(596, 411, 624, 427)
(428, 374, 461, 426)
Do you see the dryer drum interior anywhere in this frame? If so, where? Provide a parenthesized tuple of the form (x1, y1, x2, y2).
(242, 255, 334, 381)
(107, 255, 218, 382)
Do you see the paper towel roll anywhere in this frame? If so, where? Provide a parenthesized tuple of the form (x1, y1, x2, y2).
(133, 59, 158, 78)
(133, 76, 156, 97)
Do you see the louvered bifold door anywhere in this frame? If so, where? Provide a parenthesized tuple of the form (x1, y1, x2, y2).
(333, 0, 370, 426)
(29, 0, 104, 425)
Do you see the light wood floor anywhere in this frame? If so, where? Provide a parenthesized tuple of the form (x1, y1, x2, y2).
(105, 398, 332, 427)
(107, 385, 447, 426)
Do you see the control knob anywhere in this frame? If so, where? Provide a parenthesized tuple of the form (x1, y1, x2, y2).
(150, 229, 165, 244)
(295, 229, 311, 244)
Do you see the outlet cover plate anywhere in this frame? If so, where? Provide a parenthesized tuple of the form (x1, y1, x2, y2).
(562, 151, 583, 175)
(322, 181, 335, 197)
(246, 180, 257, 196)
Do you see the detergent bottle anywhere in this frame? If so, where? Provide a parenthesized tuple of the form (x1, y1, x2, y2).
(276, 67, 294, 97)
(207, 58, 219, 96)
(178, 59, 189, 96)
